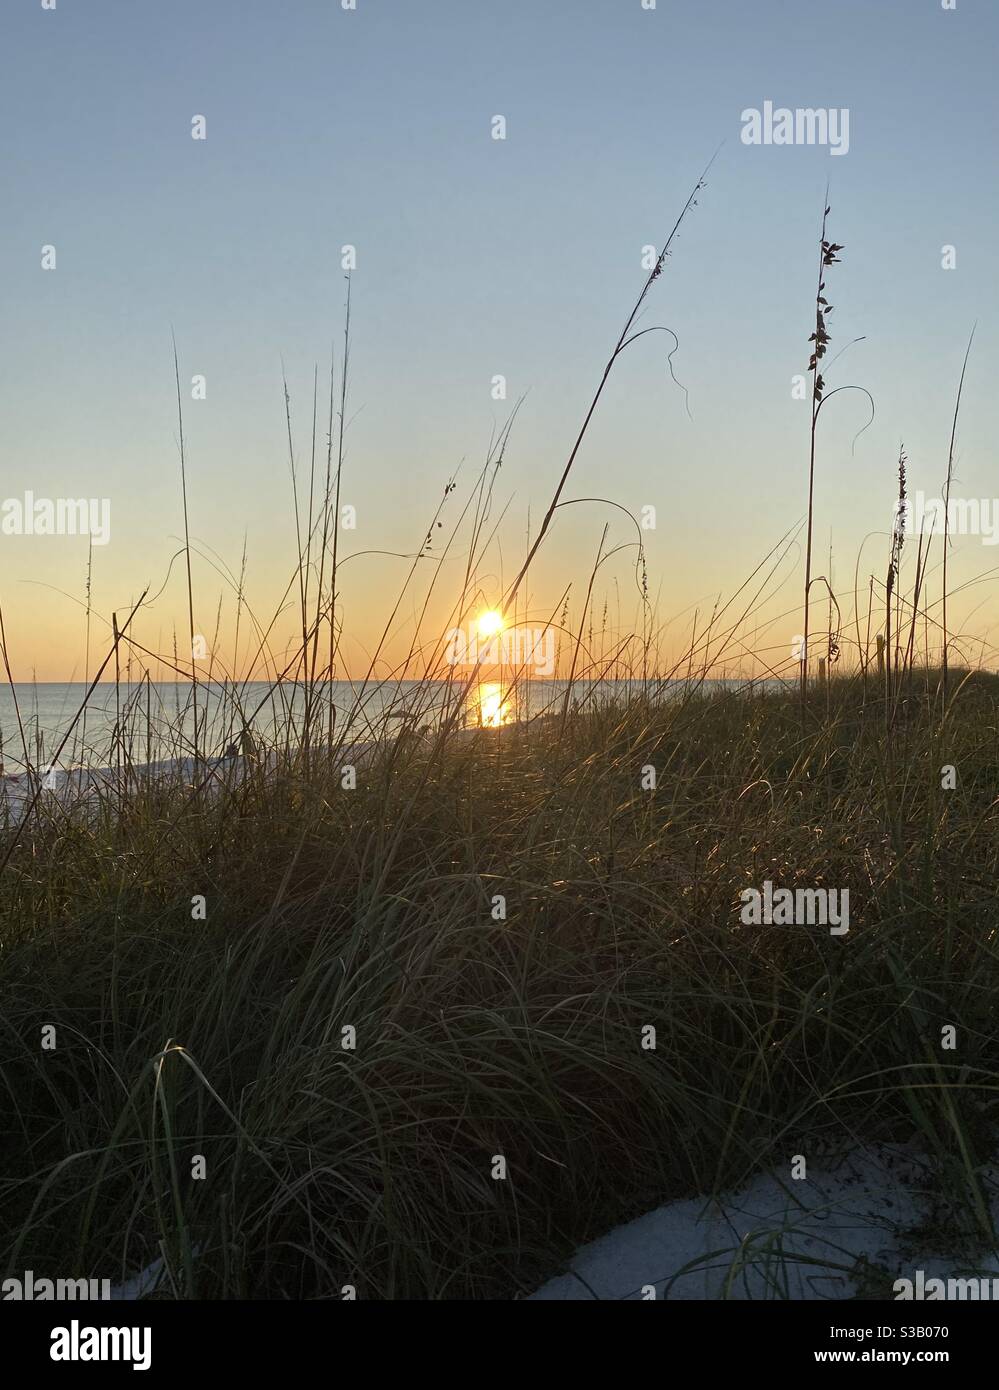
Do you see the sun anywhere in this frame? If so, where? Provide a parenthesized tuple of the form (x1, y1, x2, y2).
(476, 609, 504, 639)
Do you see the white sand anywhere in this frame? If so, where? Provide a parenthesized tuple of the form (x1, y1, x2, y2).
(530, 1142, 999, 1300)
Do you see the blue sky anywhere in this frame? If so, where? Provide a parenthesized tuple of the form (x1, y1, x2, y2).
(1, 0, 997, 678)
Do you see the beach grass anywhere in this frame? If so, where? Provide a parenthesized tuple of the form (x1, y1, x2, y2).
(2, 172, 996, 1300)
(2, 669, 997, 1298)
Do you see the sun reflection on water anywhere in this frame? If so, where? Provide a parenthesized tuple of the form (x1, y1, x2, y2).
(467, 681, 515, 728)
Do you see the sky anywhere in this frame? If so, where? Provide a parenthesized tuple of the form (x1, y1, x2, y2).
(1, 0, 997, 683)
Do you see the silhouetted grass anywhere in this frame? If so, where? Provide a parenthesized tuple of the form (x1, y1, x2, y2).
(1, 670, 997, 1298)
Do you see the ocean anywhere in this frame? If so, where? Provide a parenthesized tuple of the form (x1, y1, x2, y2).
(0, 677, 671, 775)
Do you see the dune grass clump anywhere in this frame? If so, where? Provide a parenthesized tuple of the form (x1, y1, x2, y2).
(1, 670, 997, 1298)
